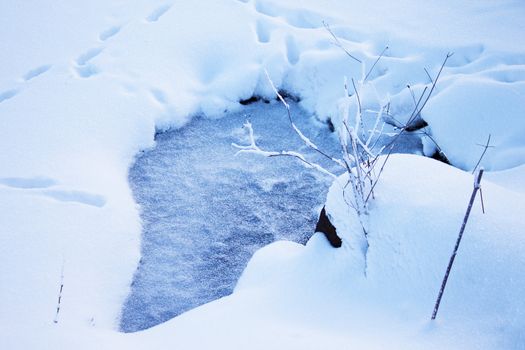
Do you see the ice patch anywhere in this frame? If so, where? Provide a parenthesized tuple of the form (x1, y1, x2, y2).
(120, 101, 340, 332)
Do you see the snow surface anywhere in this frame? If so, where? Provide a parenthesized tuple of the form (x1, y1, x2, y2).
(237, 155, 525, 349)
(1, 0, 524, 348)
(424, 78, 525, 171)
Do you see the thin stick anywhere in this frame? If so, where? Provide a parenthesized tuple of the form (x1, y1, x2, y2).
(424, 67, 434, 84)
(472, 134, 492, 174)
(364, 46, 388, 82)
(264, 70, 346, 168)
(53, 259, 65, 324)
(351, 78, 362, 117)
(351, 78, 368, 140)
(323, 21, 362, 63)
(416, 128, 445, 154)
(232, 121, 338, 178)
(431, 169, 484, 320)
(407, 85, 417, 107)
(365, 107, 384, 147)
(479, 187, 485, 214)
(411, 53, 453, 121)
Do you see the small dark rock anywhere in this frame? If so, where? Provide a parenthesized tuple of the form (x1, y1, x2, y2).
(277, 90, 300, 102)
(239, 96, 260, 105)
(431, 149, 451, 165)
(315, 206, 342, 248)
(405, 117, 428, 132)
(326, 118, 335, 132)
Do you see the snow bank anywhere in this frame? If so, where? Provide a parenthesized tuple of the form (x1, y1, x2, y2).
(424, 78, 525, 171)
(235, 154, 525, 349)
(486, 164, 525, 194)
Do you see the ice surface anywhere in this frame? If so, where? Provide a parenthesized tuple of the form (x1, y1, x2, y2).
(120, 100, 336, 331)
(121, 100, 423, 332)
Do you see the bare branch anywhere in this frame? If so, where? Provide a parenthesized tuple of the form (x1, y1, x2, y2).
(351, 78, 368, 140)
(409, 52, 453, 124)
(53, 258, 65, 324)
(364, 46, 388, 82)
(472, 134, 492, 174)
(232, 121, 337, 179)
(365, 106, 384, 147)
(424, 67, 434, 84)
(432, 169, 484, 320)
(407, 84, 417, 107)
(479, 187, 486, 214)
(264, 70, 346, 169)
(323, 21, 362, 63)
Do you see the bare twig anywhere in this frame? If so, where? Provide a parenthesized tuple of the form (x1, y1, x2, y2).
(407, 85, 417, 107)
(470, 134, 493, 213)
(432, 169, 484, 320)
(323, 21, 362, 63)
(351, 78, 362, 117)
(364, 46, 388, 82)
(424, 67, 434, 84)
(53, 259, 65, 324)
(472, 134, 493, 174)
(432, 134, 491, 320)
(411, 53, 453, 122)
(351, 78, 367, 140)
(264, 70, 346, 168)
(365, 106, 384, 148)
(232, 121, 338, 178)
(414, 128, 445, 155)
(479, 187, 485, 214)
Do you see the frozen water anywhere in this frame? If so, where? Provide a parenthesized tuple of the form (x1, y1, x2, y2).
(120, 100, 337, 332)
(120, 100, 422, 332)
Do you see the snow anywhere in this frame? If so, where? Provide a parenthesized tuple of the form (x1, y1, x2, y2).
(485, 164, 525, 194)
(424, 78, 525, 171)
(1, 0, 524, 348)
(237, 154, 525, 349)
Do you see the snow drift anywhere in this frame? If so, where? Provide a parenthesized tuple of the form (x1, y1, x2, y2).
(237, 154, 525, 349)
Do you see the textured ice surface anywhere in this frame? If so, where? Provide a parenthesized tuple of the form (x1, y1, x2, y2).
(120, 100, 422, 332)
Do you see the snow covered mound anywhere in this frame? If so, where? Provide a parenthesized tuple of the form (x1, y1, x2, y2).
(236, 154, 525, 349)
(424, 78, 525, 171)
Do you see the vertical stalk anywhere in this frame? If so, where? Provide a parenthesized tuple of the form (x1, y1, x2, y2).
(432, 169, 484, 320)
